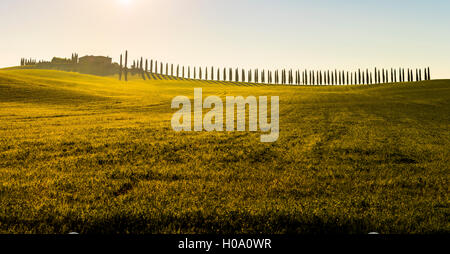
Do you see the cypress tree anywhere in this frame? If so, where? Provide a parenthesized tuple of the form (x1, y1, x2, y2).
(358, 69, 361, 84)
(119, 54, 123, 81)
(331, 70, 334, 85)
(211, 66, 214, 81)
(223, 68, 226, 81)
(171, 64, 174, 76)
(361, 69, 365, 84)
(188, 66, 191, 79)
(160, 62, 163, 75)
(150, 60, 153, 73)
(124, 50, 128, 81)
(375, 68, 378, 83)
(177, 65, 180, 78)
(182, 66, 185, 78)
(199, 67, 202, 80)
(333, 69, 338, 85)
(205, 67, 208, 80)
(366, 69, 369, 84)
(242, 69, 245, 83)
(155, 61, 158, 74)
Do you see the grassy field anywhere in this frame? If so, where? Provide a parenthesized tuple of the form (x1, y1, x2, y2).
(0, 69, 448, 234)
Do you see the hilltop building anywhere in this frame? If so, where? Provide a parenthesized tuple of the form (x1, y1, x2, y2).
(79, 56, 112, 65)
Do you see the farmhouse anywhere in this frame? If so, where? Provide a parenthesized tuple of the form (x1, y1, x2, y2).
(78, 55, 112, 65)
(51, 57, 71, 65)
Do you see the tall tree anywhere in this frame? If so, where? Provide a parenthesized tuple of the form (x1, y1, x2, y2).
(119, 54, 123, 81)
(124, 50, 128, 81)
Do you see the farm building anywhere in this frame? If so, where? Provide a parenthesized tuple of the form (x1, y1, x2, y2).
(79, 56, 112, 65)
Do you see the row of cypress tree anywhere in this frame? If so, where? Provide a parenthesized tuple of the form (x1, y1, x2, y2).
(20, 58, 37, 66)
(118, 53, 431, 84)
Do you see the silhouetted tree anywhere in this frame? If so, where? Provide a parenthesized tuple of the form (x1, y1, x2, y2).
(119, 54, 123, 80)
(124, 50, 128, 81)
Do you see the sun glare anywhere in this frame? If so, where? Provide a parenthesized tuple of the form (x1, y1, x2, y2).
(118, 0, 131, 5)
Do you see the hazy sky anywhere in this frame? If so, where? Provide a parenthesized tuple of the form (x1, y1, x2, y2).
(1, 0, 449, 78)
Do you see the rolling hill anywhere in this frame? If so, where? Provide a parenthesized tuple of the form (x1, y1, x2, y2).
(0, 68, 448, 233)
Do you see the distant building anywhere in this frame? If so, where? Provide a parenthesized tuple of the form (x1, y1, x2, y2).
(79, 56, 112, 65)
(51, 57, 71, 65)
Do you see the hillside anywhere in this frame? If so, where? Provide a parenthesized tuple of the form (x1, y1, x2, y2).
(0, 69, 448, 234)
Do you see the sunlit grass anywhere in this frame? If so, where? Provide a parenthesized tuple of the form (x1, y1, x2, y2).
(0, 69, 448, 233)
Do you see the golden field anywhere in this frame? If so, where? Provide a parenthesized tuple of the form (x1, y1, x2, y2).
(0, 69, 448, 233)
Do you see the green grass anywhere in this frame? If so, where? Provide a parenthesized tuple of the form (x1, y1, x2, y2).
(0, 69, 448, 234)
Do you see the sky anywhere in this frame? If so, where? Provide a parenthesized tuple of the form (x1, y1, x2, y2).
(0, 0, 449, 78)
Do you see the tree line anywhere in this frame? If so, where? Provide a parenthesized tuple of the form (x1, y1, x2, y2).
(100, 51, 437, 84)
